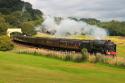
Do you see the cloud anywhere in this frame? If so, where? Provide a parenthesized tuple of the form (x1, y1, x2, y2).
(22, 0, 125, 21)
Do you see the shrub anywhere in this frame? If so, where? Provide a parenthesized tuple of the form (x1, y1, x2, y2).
(16, 49, 83, 62)
(81, 48, 88, 61)
(88, 55, 96, 63)
(71, 54, 83, 62)
(88, 54, 108, 63)
(95, 54, 106, 63)
(0, 35, 14, 51)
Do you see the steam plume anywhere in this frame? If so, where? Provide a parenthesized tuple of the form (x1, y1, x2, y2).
(36, 16, 108, 39)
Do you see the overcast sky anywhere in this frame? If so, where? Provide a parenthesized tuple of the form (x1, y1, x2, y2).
(23, 0, 125, 21)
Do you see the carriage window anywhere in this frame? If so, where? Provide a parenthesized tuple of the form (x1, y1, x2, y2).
(46, 41, 53, 45)
(60, 41, 67, 45)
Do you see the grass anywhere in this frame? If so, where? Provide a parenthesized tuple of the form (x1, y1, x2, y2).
(0, 52, 125, 83)
(0, 33, 125, 83)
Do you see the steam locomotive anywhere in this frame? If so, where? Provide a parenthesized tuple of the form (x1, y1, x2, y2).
(13, 35, 117, 56)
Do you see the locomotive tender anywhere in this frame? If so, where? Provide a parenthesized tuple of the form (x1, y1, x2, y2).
(13, 36, 117, 55)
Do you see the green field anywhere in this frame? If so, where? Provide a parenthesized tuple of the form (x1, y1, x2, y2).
(1, 34, 125, 83)
(0, 52, 125, 83)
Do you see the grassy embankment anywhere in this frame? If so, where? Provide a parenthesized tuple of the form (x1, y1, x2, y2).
(0, 52, 125, 83)
(0, 33, 125, 83)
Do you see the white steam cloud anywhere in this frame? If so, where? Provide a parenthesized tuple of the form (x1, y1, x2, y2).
(36, 16, 108, 39)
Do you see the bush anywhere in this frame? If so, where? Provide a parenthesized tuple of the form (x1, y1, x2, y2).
(17, 49, 83, 62)
(0, 35, 14, 51)
(88, 55, 96, 63)
(95, 54, 106, 63)
(88, 54, 110, 63)
(71, 54, 84, 62)
(81, 48, 88, 61)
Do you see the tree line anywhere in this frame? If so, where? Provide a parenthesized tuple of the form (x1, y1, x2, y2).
(70, 17, 125, 36)
(0, 0, 44, 51)
(0, 0, 44, 36)
(79, 18, 125, 36)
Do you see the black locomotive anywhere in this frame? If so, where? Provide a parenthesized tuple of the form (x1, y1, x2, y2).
(13, 35, 117, 56)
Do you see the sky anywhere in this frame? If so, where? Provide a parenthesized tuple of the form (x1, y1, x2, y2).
(23, 0, 125, 21)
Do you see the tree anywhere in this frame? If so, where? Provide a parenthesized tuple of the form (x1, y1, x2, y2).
(21, 22, 36, 35)
(0, 16, 9, 35)
(98, 20, 125, 36)
(80, 18, 100, 25)
(0, 0, 43, 36)
(5, 11, 22, 27)
(71, 17, 125, 36)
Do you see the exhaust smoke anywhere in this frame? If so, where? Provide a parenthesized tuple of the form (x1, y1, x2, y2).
(36, 16, 108, 39)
